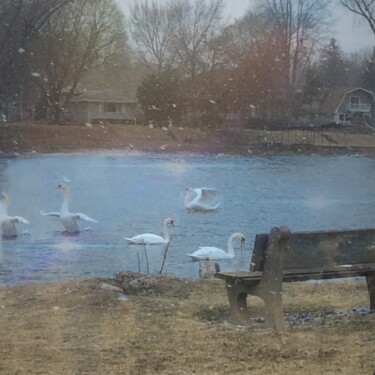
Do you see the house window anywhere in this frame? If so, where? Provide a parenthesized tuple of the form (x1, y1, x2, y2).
(349, 95, 370, 112)
(350, 96, 359, 105)
(349, 96, 360, 111)
(103, 102, 118, 113)
(339, 113, 352, 123)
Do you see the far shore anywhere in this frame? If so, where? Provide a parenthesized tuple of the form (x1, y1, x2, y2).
(0, 122, 375, 156)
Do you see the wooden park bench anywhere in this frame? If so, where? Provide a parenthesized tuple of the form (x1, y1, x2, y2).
(215, 226, 375, 332)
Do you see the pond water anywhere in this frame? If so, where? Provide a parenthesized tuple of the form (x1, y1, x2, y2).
(0, 152, 375, 285)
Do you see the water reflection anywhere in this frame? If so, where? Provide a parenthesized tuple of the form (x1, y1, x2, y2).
(0, 153, 374, 284)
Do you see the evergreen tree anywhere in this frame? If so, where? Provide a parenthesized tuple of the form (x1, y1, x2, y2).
(319, 38, 347, 90)
(302, 65, 321, 110)
(137, 69, 185, 126)
(362, 47, 375, 92)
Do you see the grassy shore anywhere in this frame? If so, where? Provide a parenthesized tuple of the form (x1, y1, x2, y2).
(0, 276, 374, 374)
(0, 122, 374, 374)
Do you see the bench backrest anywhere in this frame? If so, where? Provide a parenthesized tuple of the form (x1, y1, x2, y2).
(250, 228, 375, 272)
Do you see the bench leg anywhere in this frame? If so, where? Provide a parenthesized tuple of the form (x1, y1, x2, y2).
(263, 291, 285, 333)
(226, 286, 248, 324)
(366, 274, 375, 310)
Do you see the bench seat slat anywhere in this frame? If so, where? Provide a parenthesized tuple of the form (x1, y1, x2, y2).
(216, 263, 375, 283)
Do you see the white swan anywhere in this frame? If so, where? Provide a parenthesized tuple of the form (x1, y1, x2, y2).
(186, 232, 245, 261)
(124, 218, 175, 245)
(184, 187, 221, 211)
(0, 192, 29, 238)
(41, 184, 98, 234)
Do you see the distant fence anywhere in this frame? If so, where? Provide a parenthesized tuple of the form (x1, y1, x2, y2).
(252, 129, 375, 149)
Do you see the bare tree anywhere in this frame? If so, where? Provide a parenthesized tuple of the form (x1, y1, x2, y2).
(130, 0, 179, 74)
(216, 14, 264, 70)
(254, 0, 331, 120)
(340, 0, 375, 35)
(30, 0, 129, 123)
(0, 0, 72, 71)
(173, 0, 224, 81)
(0, 0, 72, 116)
(171, 0, 225, 125)
(214, 13, 285, 121)
(129, 0, 225, 126)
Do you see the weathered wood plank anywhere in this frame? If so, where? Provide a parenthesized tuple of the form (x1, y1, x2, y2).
(366, 273, 375, 309)
(250, 228, 375, 271)
(217, 263, 375, 283)
(215, 271, 263, 279)
(255, 226, 290, 332)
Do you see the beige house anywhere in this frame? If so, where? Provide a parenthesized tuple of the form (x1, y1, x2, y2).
(333, 87, 375, 127)
(64, 89, 138, 124)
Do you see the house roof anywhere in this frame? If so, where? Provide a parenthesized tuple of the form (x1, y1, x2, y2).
(320, 88, 348, 114)
(336, 87, 375, 112)
(71, 89, 137, 103)
(342, 87, 375, 97)
(305, 87, 375, 115)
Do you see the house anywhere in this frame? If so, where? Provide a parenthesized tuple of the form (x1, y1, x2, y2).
(334, 87, 375, 127)
(64, 89, 138, 124)
(300, 87, 375, 128)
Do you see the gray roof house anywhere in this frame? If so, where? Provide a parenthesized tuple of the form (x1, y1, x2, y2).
(333, 87, 375, 127)
(64, 89, 138, 124)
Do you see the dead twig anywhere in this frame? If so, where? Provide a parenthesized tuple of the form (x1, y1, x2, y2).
(159, 237, 172, 274)
(142, 239, 150, 275)
(137, 251, 141, 274)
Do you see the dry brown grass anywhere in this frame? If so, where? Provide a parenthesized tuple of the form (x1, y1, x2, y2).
(0, 276, 374, 375)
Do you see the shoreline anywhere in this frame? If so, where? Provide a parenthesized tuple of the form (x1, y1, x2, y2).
(0, 122, 375, 157)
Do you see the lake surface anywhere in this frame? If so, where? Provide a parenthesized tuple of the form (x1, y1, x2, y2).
(0, 152, 375, 285)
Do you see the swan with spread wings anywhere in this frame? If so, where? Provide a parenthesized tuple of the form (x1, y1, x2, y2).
(0, 192, 29, 238)
(41, 184, 98, 234)
(184, 187, 221, 211)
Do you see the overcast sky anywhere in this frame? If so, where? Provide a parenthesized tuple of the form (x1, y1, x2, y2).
(116, 0, 374, 54)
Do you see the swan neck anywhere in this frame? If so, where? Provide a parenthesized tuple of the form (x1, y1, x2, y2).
(163, 221, 170, 241)
(60, 188, 70, 213)
(227, 234, 237, 256)
(184, 190, 192, 206)
(0, 200, 7, 217)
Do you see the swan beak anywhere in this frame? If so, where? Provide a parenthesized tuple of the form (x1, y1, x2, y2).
(170, 220, 175, 227)
(241, 237, 246, 245)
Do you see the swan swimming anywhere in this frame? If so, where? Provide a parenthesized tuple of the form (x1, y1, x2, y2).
(184, 187, 221, 211)
(124, 218, 175, 245)
(41, 184, 98, 234)
(186, 232, 245, 260)
(0, 192, 29, 238)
